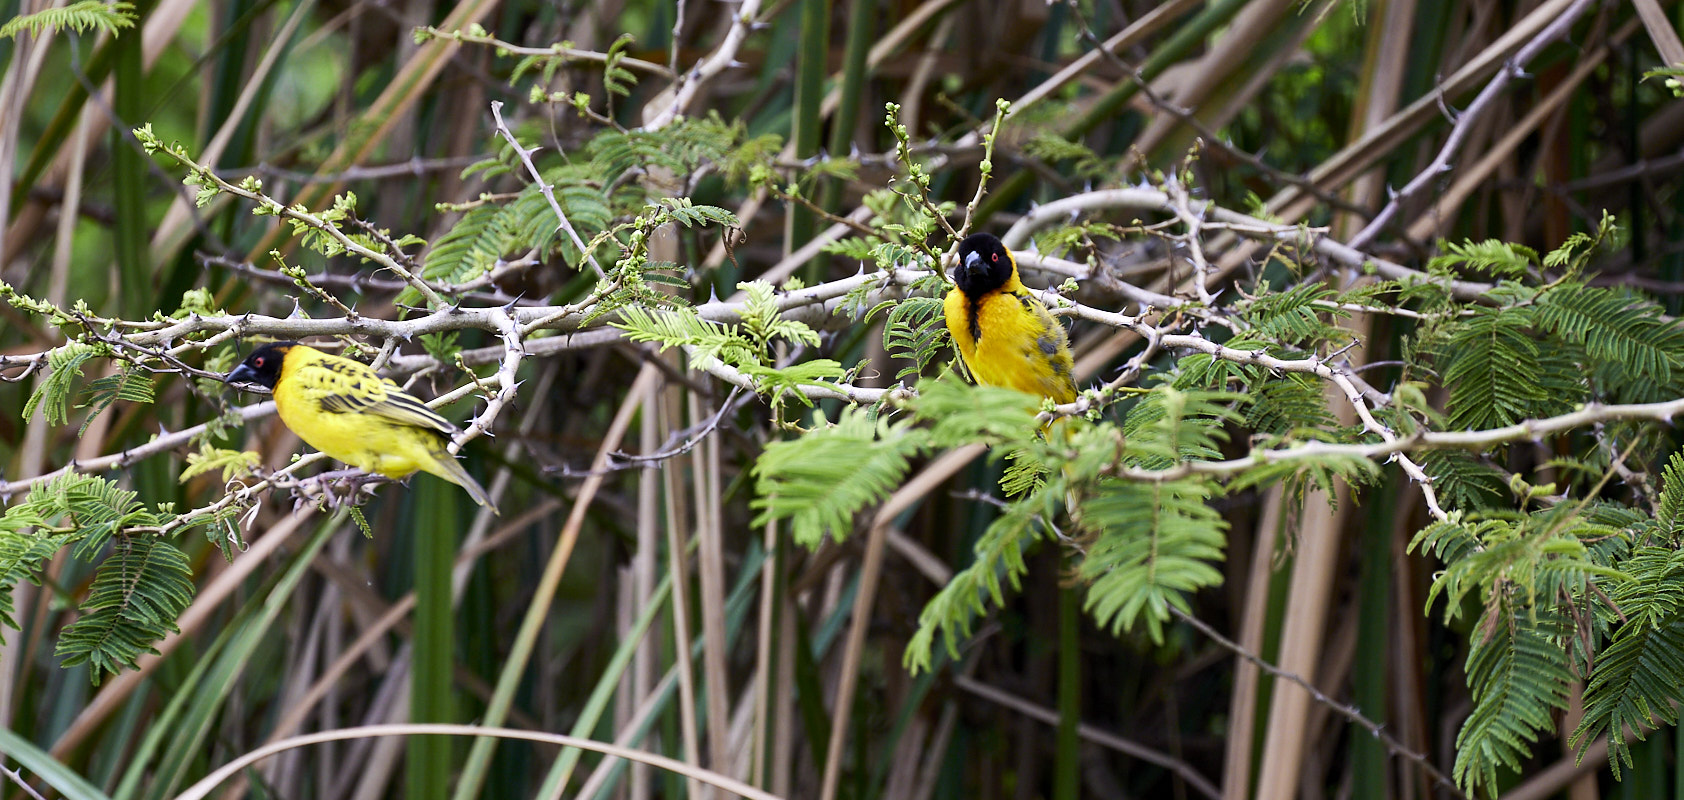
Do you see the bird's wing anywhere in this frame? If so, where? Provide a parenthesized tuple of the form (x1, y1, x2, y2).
(1023, 294, 1077, 403)
(293, 356, 458, 435)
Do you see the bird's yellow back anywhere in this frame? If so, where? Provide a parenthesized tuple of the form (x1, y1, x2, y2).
(229, 341, 495, 510)
(272, 345, 456, 480)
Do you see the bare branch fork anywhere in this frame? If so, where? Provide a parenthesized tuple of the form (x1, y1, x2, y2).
(1346, 0, 1600, 250)
(488, 101, 608, 279)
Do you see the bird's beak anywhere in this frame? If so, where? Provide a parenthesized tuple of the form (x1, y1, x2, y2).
(963, 251, 985, 276)
(226, 364, 259, 386)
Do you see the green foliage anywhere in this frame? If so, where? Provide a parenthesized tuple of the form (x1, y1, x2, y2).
(78, 366, 155, 437)
(1417, 451, 1507, 510)
(601, 33, 639, 97)
(410, 204, 509, 300)
(752, 407, 924, 547)
(734, 280, 818, 356)
(0, 529, 68, 634)
(1453, 609, 1574, 794)
(1030, 222, 1126, 258)
(758, 372, 1260, 672)
(1570, 547, 1684, 778)
(904, 498, 1045, 673)
(1244, 371, 1335, 435)
(1233, 281, 1347, 348)
(1413, 271, 1684, 436)
(1427, 238, 1537, 278)
(57, 536, 194, 684)
(998, 447, 1048, 497)
(23, 342, 101, 425)
(1419, 506, 1625, 621)
(1574, 612, 1684, 778)
(1534, 283, 1684, 391)
(1659, 450, 1684, 542)
(179, 444, 262, 485)
(616, 281, 811, 363)
(1077, 479, 1227, 643)
(911, 373, 1047, 446)
(284, 192, 368, 260)
(880, 295, 950, 382)
(1120, 386, 1243, 468)
(0, 473, 203, 683)
(1408, 501, 1670, 794)
(615, 281, 842, 407)
(590, 116, 743, 188)
(1224, 450, 1380, 504)
(1434, 309, 1571, 430)
(734, 359, 848, 408)
(654, 197, 739, 230)
(1020, 132, 1108, 178)
(407, 118, 740, 307)
(0, 0, 135, 39)
(615, 306, 756, 365)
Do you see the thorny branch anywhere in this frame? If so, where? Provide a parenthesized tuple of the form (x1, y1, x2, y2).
(3, 103, 1662, 546)
(1346, 0, 1599, 250)
(489, 101, 608, 280)
(1170, 606, 1468, 800)
(0, 168, 1671, 527)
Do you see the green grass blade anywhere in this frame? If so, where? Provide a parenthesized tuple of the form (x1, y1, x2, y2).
(1054, 583, 1080, 800)
(1351, 474, 1401, 797)
(787, 0, 830, 279)
(579, 544, 767, 800)
(458, 573, 676, 800)
(109, 7, 149, 318)
(411, 479, 458, 800)
(131, 510, 341, 800)
(0, 725, 113, 800)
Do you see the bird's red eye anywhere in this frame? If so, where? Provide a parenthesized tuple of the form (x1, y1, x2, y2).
(254, 357, 264, 367)
(991, 253, 999, 262)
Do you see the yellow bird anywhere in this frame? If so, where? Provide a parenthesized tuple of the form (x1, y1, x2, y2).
(226, 341, 496, 512)
(944, 233, 1078, 404)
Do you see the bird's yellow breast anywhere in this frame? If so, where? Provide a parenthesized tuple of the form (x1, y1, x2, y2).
(944, 282, 1077, 404)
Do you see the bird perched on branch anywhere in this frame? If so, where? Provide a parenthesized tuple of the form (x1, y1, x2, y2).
(944, 232, 1078, 404)
(226, 341, 496, 512)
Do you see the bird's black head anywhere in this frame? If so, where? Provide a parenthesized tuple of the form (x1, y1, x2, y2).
(226, 342, 296, 390)
(953, 233, 1016, 298)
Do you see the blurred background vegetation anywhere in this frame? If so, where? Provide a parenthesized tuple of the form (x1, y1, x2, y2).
(3, 0, 1684, 799)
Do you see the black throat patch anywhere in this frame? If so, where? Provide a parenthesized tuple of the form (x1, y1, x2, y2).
(967, 295, 984, 344)
(955, 233, 1016, 347)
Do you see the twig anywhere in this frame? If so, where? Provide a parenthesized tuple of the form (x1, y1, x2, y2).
(213, 155, 485, 186)
(0, 765, 47, 800)
(454, 308, 524, 449)
(198, 252, 538, 303)
(1162, 174, 1218, 305)
(641, 0, 766, 130)
(1061, 3, 1380, 226)
(958, 99, 1010, 237)
(1002, 186, 1498, 301)
(954, 676, 1220, 800)
(1346, 0, 1598, 250)
(136, 129, 449, 308)
(488, 101, 607, 280)
(419, 27, 675, 77)
(1168, 606, 1468, 800)
(608, 387, 745, 467)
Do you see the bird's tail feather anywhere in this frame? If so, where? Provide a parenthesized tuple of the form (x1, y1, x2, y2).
(424, 449, 498, 514)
